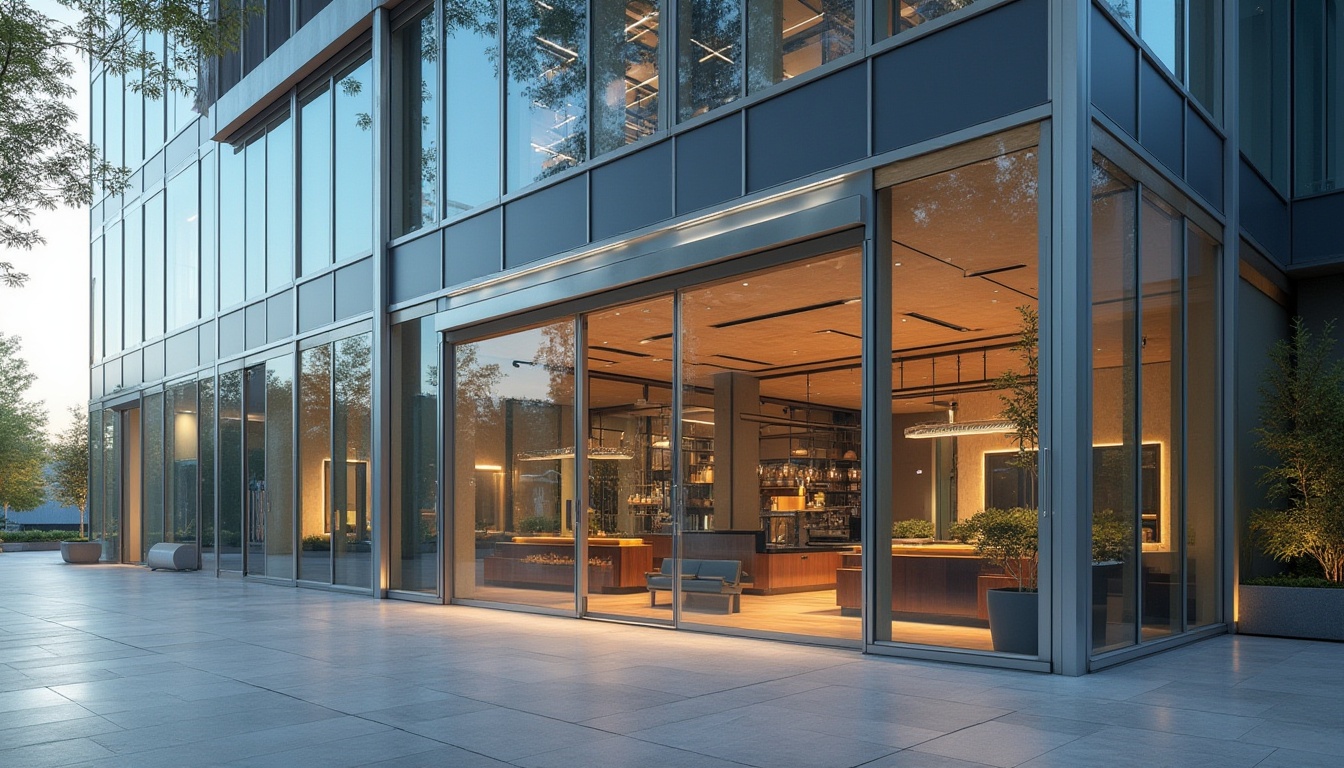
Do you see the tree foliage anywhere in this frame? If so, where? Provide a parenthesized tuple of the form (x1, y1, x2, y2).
(48, 406, 90, 536)
(0, 0, 248, 279)
(0, 332, 47, 512)
(951, 507, 1039, 591)
(996, 305, 1039, 480)
(1251, 318, 1344, 583)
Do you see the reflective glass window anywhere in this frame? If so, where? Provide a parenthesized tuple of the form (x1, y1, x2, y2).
(300, 88, 333, 275)
(1240, 0, 1290, 192)
(392, 9, 439, 236)
(506, 0, 587, 190)
(200, 376, 216, 571)
(168, 35, 197, 135)
(1103, 1, 1182, 79)
(106, 222, 123, 355)
(245, 134, 267, 298)
(443, 0, 500, 214)
(202, 153, 217, 316)
(145, 192, 166, 340)
(103, 411, 122, 561)
(267, 114, 295, 290)
(875, 0, 986, 41)
(335, 58, 374, 260)
(219, 370, 244, 572)
(92, 237, 104, 360)
(166, 380, 199, 545)
(266, 355, 295, 576)
(90, 408, 104, 542)
(390, 317, 438, 593)
(299, 343, 333, 582)
(220, 145, 246, 307)
(143, 393, 166, 558)
(1295, 0, 1344, 195)
(124, 207, 144, 347)
(105, 69, 123, 172)
(1188, 0, 1220, 114)
(167, 165, 199, 331)
(677, 0, 741, 120)
(126, 61, 145, 171)
(1186, 223, 1219, 627)
(746, 0, 854, 92)
(144, 31, 166, 154)
(92, 74, 105, 197)
(268, 0, 292, 54)
(593, 0, 660, 155)
(333, 333, 374, 588)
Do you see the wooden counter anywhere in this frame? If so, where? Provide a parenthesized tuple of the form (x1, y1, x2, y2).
(644, 532, 852, 595)
(836, 544, 1002, 622)
(483, 538, 652, 593)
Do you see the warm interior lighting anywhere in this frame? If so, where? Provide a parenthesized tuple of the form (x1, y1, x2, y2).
(903, 419, 1016, 439)
(474, 464, 503, 472)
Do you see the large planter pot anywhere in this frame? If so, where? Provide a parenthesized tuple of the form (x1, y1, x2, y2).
(1238, 584, 1344, 641)
(986, 587, 1038, 655)
(60, 541, 103, 564)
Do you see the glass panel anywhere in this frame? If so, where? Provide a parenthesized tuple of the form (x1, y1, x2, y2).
(200, 376, 217, 571)
(335, 58, 375, 260)
(391, 318, 439, 593)
(124, 207, 144, 347)
(886, 141, 1041, 653)
(582, 296, 672, 624)
(443, 0, 501, 215)
(92, 74, 104, 197)
(245, 364, 267, 575)
(876, 0, 985, 41)
(300, 88, 333, 276)
(506, 0, 587, 190)
(143, 394, 165, 558)
(452, 321, 577, 609)
(105, 69, 123, 171)
(167, 381, 199, 545)
(267, 115, 295, 290)
(677, 0, 741, 120)
(92, 237, 104, 360)
(90, 409, 104, 542)
(1140, 0, 1182, 78)
(392, 9, 439, 236)
(1294, 0, 1344, 195)
(124, 408, 142, 562)
(333, 333, 374, 589)
(246, 135, 266, 299)
(103, 411, 121, 562)
(145, 32, 166, 153)
(1188, 0, 1220, 115)
(201, 153, 217, 316)
(593, 0, 660, 155)
(169, 35, 198, 134)
(145, 192, 165, 340)
(299, 344, 333, 583)
(267, 354, 295, 577)
(746, 0, 854, 92)
(106, 222, 123, 354)
(219, 370, 244, 571)
(1091, 154, 1139, 654)
(126, 59, 144, 170)
(268, 0, 292, 54)
(1139, 192, 1182, 638)
(1239, 1, 1289, 192)
(1186, 223, 1219, 627)
(168, 165, 200, 330)
(298, 0, 334, 28)
(220, 145, 246, 307)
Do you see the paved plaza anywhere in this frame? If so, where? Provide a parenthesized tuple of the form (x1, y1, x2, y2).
(0, 551, 1340, 767)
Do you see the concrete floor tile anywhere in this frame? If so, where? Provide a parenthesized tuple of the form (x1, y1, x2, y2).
(860, 751, 997, 767)
(402, 707, 616, 761)
(909, 720, 1083, 768)
(1016, 726, 1275, 768)
(1238, 719, 1344, 757)
(514, 734, 745, 767)
(0, 736, 118, 767)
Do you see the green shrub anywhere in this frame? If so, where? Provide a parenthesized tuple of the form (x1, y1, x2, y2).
(891, 519, 935, 539)
(301, 534, 332, 551)
(0, 530, 86, 543)
(1243, 575, 1344, 589)
(1090, 509, 1132, 563)
(517, 514, 560, 534)
(951, 507, 1038, 591)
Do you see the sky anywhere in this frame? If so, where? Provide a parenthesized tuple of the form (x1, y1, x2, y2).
(0, 2, 91, 438)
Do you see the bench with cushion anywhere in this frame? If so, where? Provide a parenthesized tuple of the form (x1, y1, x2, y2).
(645, 558, 743, 613)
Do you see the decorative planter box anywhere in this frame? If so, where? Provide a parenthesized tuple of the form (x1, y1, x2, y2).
(60, 541, 104, 564)
(1238, 584, 1344, 641)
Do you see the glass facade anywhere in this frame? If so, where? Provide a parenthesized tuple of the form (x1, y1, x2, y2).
(334, 58, 375, 260)
(392, 9, 439, 237)
(391, 317, 439, 593)
(1295, 0, 1344, 195)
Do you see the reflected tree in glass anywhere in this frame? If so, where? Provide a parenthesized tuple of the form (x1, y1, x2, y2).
(678, 0, 741, 120)
(593, 0, 660, 154)
(505, 0, 588, 189)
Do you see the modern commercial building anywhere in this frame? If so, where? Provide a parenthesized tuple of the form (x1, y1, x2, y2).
(85, 0, 1343, 675)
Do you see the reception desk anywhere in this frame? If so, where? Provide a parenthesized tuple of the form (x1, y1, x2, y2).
(644, 531, 851, 595)
(483, 537, 653, 593)
(835, 543, 1009, 622)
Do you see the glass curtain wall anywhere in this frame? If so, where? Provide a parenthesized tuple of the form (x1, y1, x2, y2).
(220, 145, 246, 307)
(103, 410, 121, 562)
(391, 317, 439, 594)
(267, 115, 295, 292)
(300, 86, 334, 276)
(246, 135, 267, 299)
(167, 165, 200, 331)
(506, 0, 587, 190)
(268, 355, 296, 577)
(1239, 0, 1290, 192)
(1089, 150, 1221, 654)
(92, 237, 103, 361)
(125, 208, 143, 349)
(883, 134, 1041, 655)
(143, 393, 166, 559)
(106, 222, 123, 355)
(335, 58, 375, 260)
(219, 370, 245, 571)
(745, 0, 853, 92)
(392, 8, 439, 237)
(90, 409, 104, 544)
(145, 194, 165, 340)
(1295, 0, 1344, 195)
(452, 321, 577, 610)
(166, 380, 199, 546)
(876, 0, 985, 41)
(245, 365, 268, 575)
(299, 343, 333, 582)
(442, 0, 500, 215)
(200, 376, 217, 570)
(333, 334, 374, 588)
(593, 0, 661, 154)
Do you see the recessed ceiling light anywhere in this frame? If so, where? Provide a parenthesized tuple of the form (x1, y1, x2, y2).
(742, 282, 749, 286)
(893, 261, 902, 267)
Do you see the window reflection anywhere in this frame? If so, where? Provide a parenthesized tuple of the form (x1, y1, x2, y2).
(746, 0, 854, 92)
(393, 9, 439, 236)
(877, 0, 982, 41)
(593, 0, 660, 154)
(507, 0, 588, 189)
(167, 166, 199, 331)
(300, 88, 333, 276)
(678, 0, 742, 120)
(335, 58, 374, 260)
(444, 0, 501, 214)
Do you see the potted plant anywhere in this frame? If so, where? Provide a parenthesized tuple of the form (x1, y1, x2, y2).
(891, 518, 935, 541)
(1241, 319, 1344, 641)
(952, 507, 1038, 654)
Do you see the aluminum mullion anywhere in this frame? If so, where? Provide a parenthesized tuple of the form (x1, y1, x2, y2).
(670, 292, 685, 628)
(575, 315, 590, 617)
(1131, 182, 1144, 651)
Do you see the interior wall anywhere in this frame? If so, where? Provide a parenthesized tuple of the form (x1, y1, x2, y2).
(1092, 363, 1175, 550)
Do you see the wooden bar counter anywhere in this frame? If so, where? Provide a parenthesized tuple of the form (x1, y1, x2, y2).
(483, 537, 652, 593)
(644, 532, 851, 595)
(836, 543, 995, 621)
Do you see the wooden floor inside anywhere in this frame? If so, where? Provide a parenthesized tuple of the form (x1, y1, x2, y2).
(462, 581, 994, 651)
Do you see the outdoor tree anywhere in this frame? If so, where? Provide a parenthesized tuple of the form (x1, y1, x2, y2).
(0, 0, 249, 285)
(1251, 318, 1344, 583)
(48, 407, 90, 537)
(0, 332, 48, 514)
